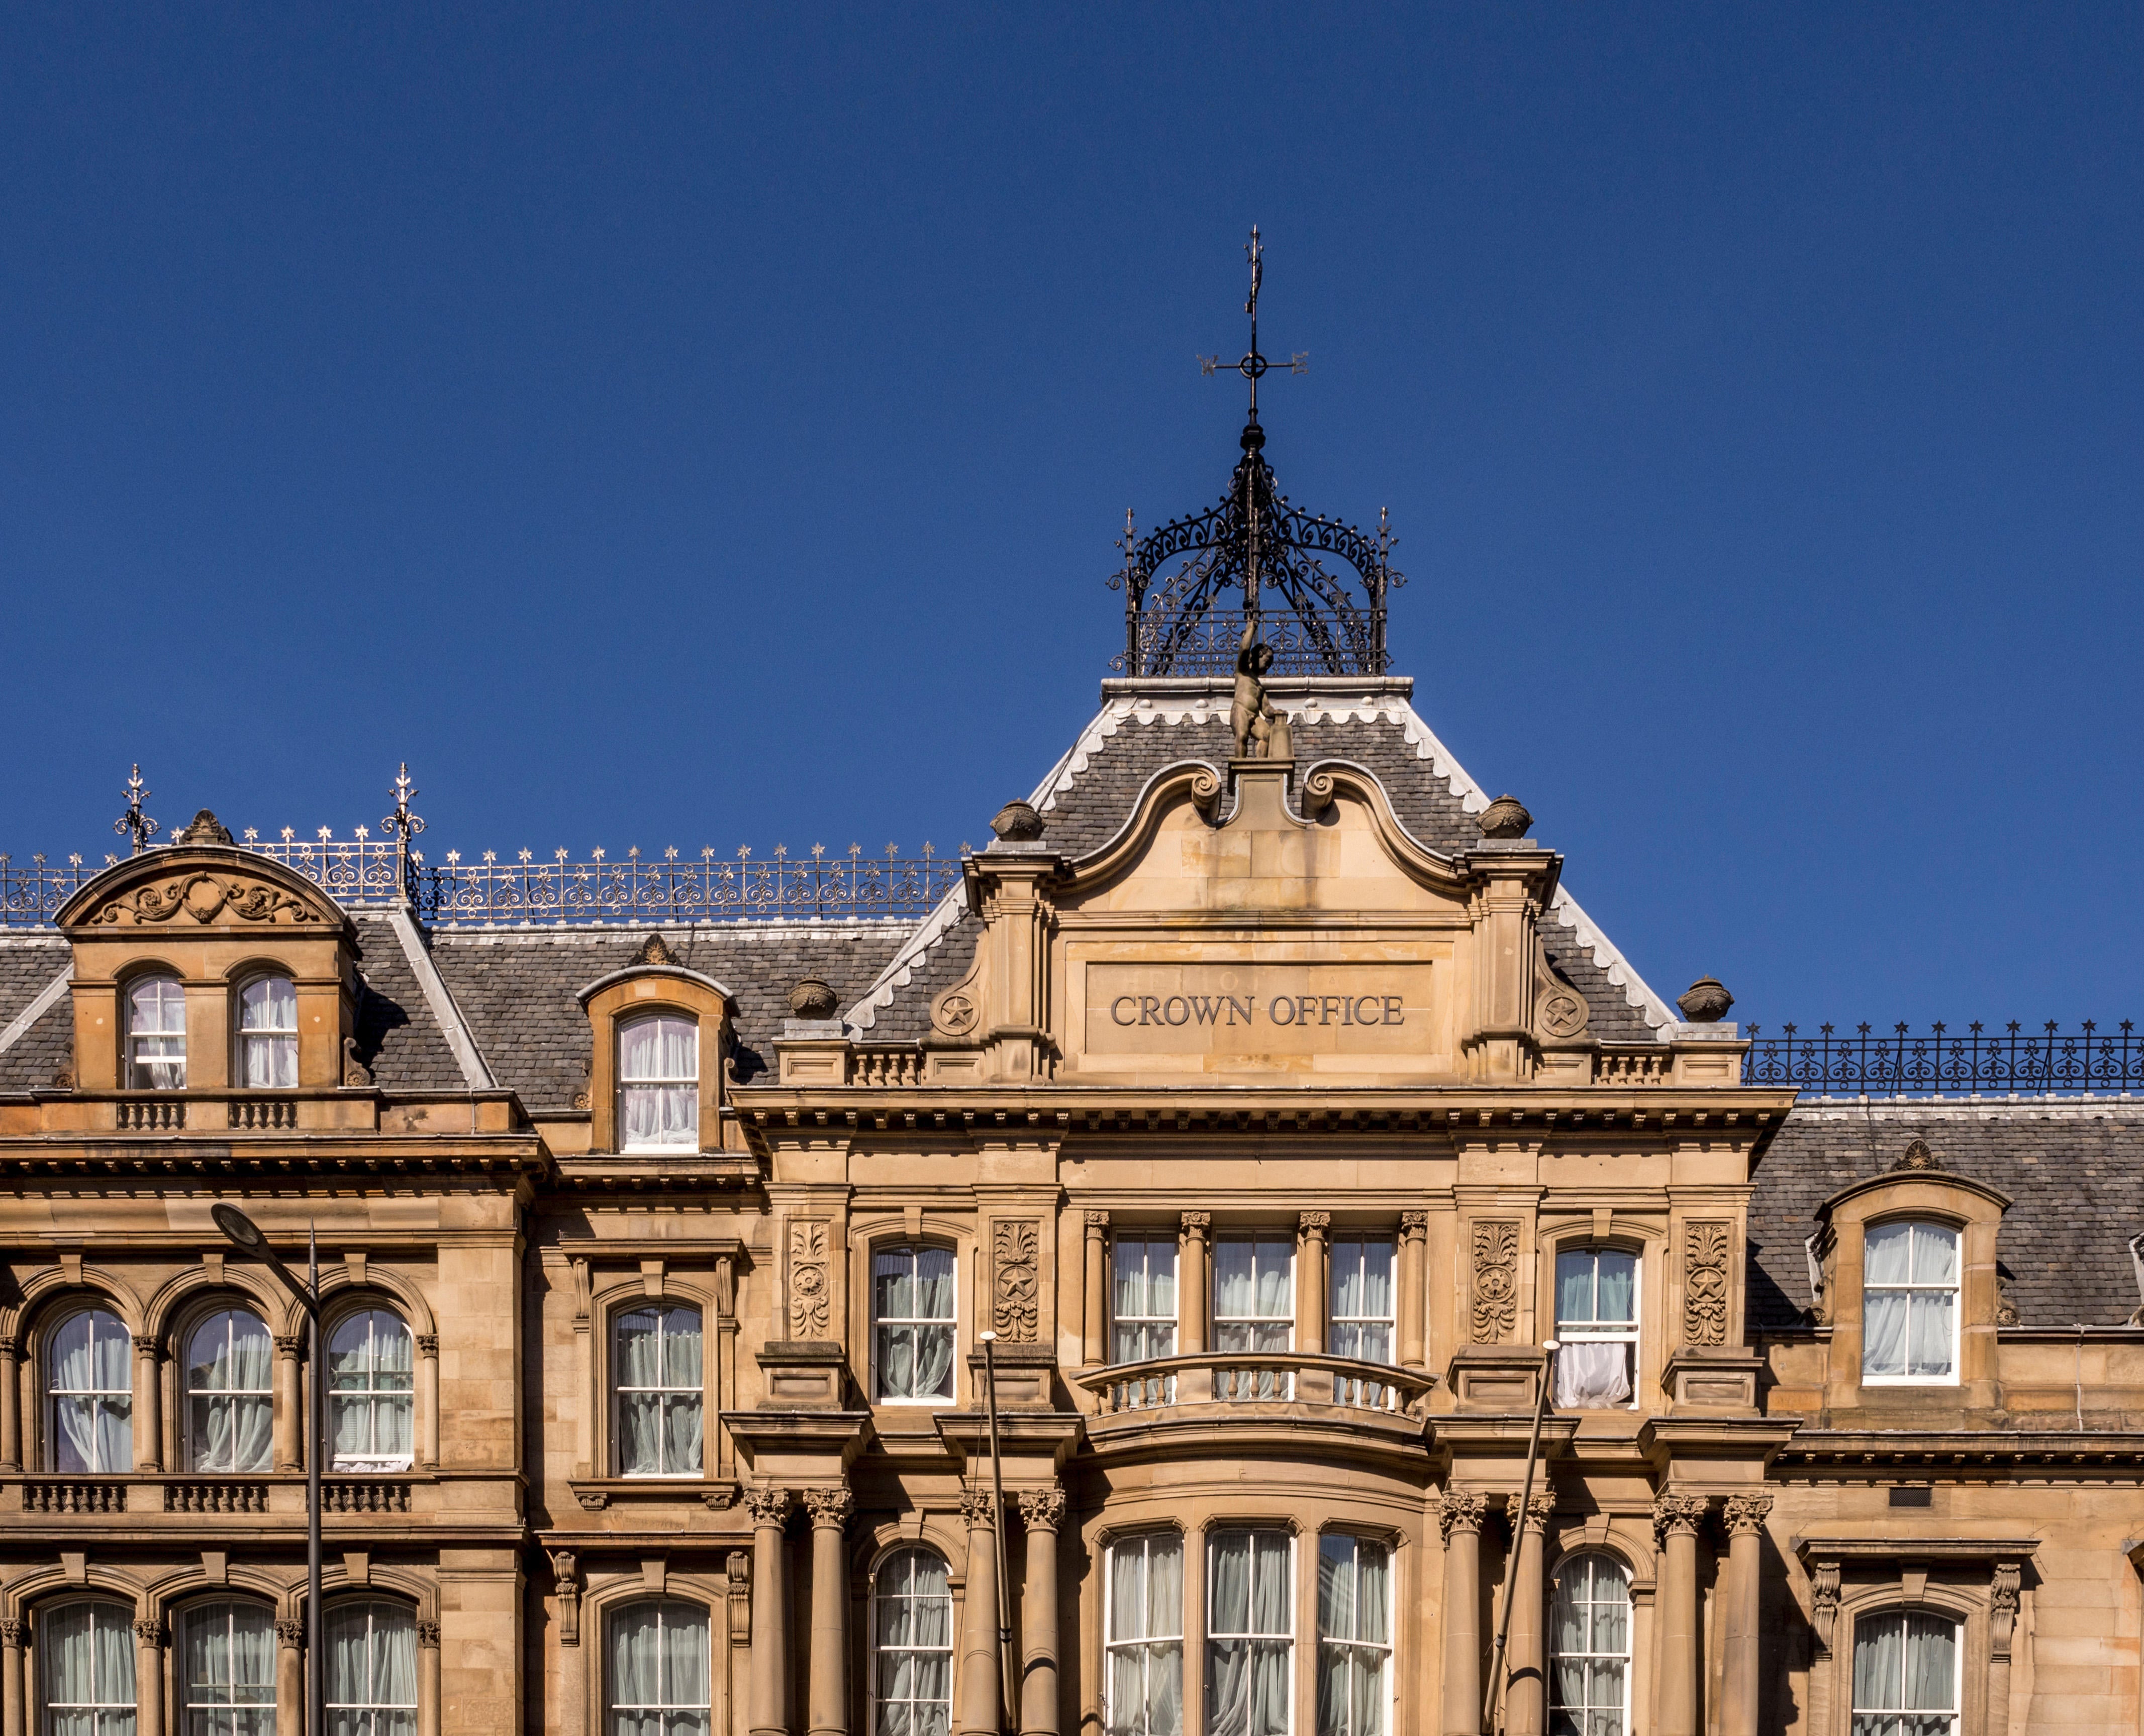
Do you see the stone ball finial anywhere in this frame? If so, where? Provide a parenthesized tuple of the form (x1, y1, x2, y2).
(990, 800, 1045, 843)
(1677, 976, 1734, 1023)
(1477, 795, 1531, 840)
(789, 977, 838, 1020)
(176, 809, 234, 846)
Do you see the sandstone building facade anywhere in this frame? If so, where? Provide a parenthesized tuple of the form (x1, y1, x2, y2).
(1, 407, 2140, 1736)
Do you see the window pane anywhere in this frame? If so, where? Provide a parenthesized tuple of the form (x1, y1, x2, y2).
(876, 1555, 953, 1736)
(186, 1311, 274, 1473)
(240, 978, 296, 1032)
(1863, 1292, 1910, 1380)
(1910, 1225, 1959, 1286)
(1865, 1223, 1913, 1287)
(609, 1601, 711, 1734)
(1554, 1251, 1595, 1324)
(1548, 1554, 1630, 1736)
(49, 1309, 133, 1474)
(43, 1600, 138, 1723)
(1593, 1253, 1636, 1324)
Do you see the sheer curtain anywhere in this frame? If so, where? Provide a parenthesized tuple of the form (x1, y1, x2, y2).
(1852, 1612, 1957, 1735)
(876, 1550, 955, 1736)
(1864, 1224, 1958, 1381)
(330, 1310, 414, 1470)
(1554, 1344, 1631, 1409)
(1114, 1238, 1179, 1364)
(1215, 1240, 1293, 1399)
(188, 1311, 274, 1473)
(620, 1017, 698, 1150)
(1316, 1538, 1388, 1736)
(42, 1599, 137, 1735)
(49, 1308, 133, 1473)
(327, 1601, 418, 1736)
(1549, 1554, 1629, 1736)
(1107, 1537, 1182, 1736)
(1553, 1250, 1637, 1409)
(609, 1601, 710, 1736)
(126, 977, 187, 1090)
(616, 1307, 703, 1476)
(186, 1602, 276, 1736)
(875, 1248, 955, 1402)
(1328, 1240, 1393, 1363)
(1206, 1532, 1290, 1736)
(239, 977, 298, 1089)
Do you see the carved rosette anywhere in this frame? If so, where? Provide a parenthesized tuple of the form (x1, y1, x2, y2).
(1682, 1221, 1731, 1347)
(959, 1487, 1000, 1529)
(276, 1618, 307, 1648)
(1437, 1488, 1487, 1544)
(744, 1485, 793, 1528)
(1651, 1494, 1710, 1545)
(992, 1220, 1040, 1343)
(1018, 1489, 1066, 1533)
(1722, 1493, 1773, 1537)
(1470, 1220, 1519, 1344)
(804, 1486, 854, 1529)
(787, 1220, 831, 1340)
(1518, 1492, 1555, 1535)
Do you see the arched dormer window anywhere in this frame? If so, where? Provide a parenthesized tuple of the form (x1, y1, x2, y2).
(37, 1598, 137, 1735)
(237, 973, 298, 1089)
(185, 1307, 273, 1473)
(619, 1014, 698, 1151)
(575, 949, 733, 1157)
(329, 1308, 414, 1471)
(46, 1307, 132, 1473)
(125, 974, 186, 1090)
(326, 1599, 418, 1736)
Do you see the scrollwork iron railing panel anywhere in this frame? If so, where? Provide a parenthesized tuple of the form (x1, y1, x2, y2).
(1112, 606, 1388, 677)
(1744, 1022, 2144, 1097)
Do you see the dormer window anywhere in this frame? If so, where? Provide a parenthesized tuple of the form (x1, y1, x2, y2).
(620, 1014, 698, 1151)
(125, 975, 187, 1090)
(238, 974, 298, 1088)
(1862, 1221, 1960, 1383)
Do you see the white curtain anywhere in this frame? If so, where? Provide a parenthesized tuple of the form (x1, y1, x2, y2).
(327, 1601, 417, 1736)
(127, 977, 187, 1090)
(875, 1249, 954, 1401)
(621, 1017, 698, 1149)
(1107, 1538, 1182, 1736)
(1863, 1224, 1957, 1380)
(240, 977, 298, 1089)
(1206, 1534, 1290, 1736)
(1549, 1554, 1629, 1736)
(331, 1311, 414, 1468)
(1554, 1343, 1631, 1409)
(609, 1602, 709, 1736)
(616, 1308, 703, 1476)
(42, 1600, 136, 1735)
(877, 1550, 954, 1736)
(1329, 1241, 1393, 1364)
(1853, 1612, 1956, 1733)
(187, 1311, 274, 1473)
(1316, 1538, 1389, 1736)
(49, 1309, 132, 1474)
(186, 1602, 276, 1736)
(1114, 1239, 1178, 1364)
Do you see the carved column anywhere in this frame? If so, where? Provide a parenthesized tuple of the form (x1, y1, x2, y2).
(276, 1617, 306, 1734)
(133, 1618, 166, 1736)
(1652, 1495, 1709, 1736)
(131, 1336, 164, 1471)
(1438, 1490, 1487, 1736)
(1398, 1214, 1428, 1368)
(1179, 1214, 1210, 1356)
(1720, 1495, 1772, 1736)
(1505, 1494, 1554, 1736)
(274, 1335, 305, 1472)
(418, 1619, 443, 1736)
(1018, 1490, 1065, 1736)
(1988, 1561, 2023, 1736)
(552, 1551, 583, 1736)
(956, 1488, 1005, 1736)
(416, 1333, 440, 1469)
(1082, 1212, 1109, 1365)
(747, 1486, 794, 1736)
(1, 1616, 24, 1736)
(0, 1338, 22, 1471)
(806, 1487, 855, 1736)
(1297, 1213, 1329, 1356)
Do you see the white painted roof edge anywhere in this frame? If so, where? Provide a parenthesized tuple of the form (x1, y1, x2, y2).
(384, 906, 499, 1090)
(0, 966, 72, 1057)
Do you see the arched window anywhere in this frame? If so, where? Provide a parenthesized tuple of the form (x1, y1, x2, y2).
(182, 1601, 276, 1734)
(125, 974, 187, 1090)
(38, 1598, 136, 1735)
(1863, 1222, 1961, 1383)
(607, 1599, 710, 1736)
(237, 975, 298, 1089)
(1206, 1528, 1293, 1736)
(873, 1246, 955, 1403)
(614, 1305, 703, 1477)
(619, 1014, 698, 1151)
(1553, 1247, 1638, 1408)
(1105, 1534, 1182, 1736)
(326, 1599, 418, 1736)
(873, 1549, 954, 1736)
(1316, 1536, 1389, 1736)
(329, 1309, 414, 1471)
(1549, 1553, 1631, 1736)
(46, 1308, 132, 1473)
(185, 1309, 273, 1473)
(1851, 1610, 1960, 1736)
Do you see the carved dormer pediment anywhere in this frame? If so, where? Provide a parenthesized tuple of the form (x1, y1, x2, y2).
(57, 844, 349, 934)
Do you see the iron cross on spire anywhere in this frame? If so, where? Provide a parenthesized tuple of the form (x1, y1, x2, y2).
(1200, 226, 1307, 425)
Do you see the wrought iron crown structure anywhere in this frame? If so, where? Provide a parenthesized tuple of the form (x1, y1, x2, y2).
(1111, 228, 1403, 677)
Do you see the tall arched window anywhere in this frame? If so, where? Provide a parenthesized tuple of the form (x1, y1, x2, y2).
(614, 1305, 703, 1477)
(619, 1014, 698, 1151)
(182, 1601, 276, 1734)
(46, 1308, 132, 1473)
(873, 1246, 955, 1403)
(38, 1598, 137, 1735)
(237, 975, 298, 1089)
(873, 1549, 954, 1736)
(125, 974, 187, 1090)
(185, 1309, 274, 1473)
(1863, 1222, 1961, 1383)
(326, 1600, 419, 1736)
(329, 1309, 415, 1471)
(1105, 1534, 1183, 1736)
(1549, 1553, 1631, 1736)
(1316, 1536, 1389, 1736)
(607, 1599, 710, 1736)
(1851, 1611, 1960, 1736)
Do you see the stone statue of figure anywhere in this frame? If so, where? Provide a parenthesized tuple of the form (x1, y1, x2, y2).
(1232, 617, 1279, 759)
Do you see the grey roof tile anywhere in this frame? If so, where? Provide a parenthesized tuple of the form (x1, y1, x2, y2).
(349, 915, 465, 1094)
(0, 936, 69, 1038)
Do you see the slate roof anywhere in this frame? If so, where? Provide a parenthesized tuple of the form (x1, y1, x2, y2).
(0, 935, 71, 1093)
(1747, 1101, 2144, 1331)
(349, 914, 467, 1095)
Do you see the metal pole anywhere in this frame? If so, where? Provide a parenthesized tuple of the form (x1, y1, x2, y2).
(309, 1225, 322, 1736)
(980, 1332, 1016, 1730)
(1484, 1340, 1558, 1734)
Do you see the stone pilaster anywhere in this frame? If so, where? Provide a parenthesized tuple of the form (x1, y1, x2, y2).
(1082, 1212, 1109, 1365)
(1439, 1489, 1488, 1736)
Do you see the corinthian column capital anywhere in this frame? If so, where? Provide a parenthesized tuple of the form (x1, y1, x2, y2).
(1652, 1493, 1710, 1544)
(744, 1484, 793, 1528)
(804, 1485, 854, 1529)
(1722, 1493, 1774, 1537)
(1018, 1488, 1066, 1532)
(1437, 1487, 1486, 1544)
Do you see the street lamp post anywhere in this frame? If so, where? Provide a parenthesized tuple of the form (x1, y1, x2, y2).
(213, 1204, 322, 1736)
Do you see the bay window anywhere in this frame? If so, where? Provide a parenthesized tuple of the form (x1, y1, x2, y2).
(1315, 1537, 1389, 1736)
(1105, 1533, 1183, 1736)
(1113, 1235, 1179, 1408)
(1205, 1529, 1292, 1736)
(1214, 1237, 1293, 1400)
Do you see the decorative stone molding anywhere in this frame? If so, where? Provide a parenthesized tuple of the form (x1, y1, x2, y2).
(0, 1336, 18, 1361)
(1019, 1488, 1066, 1531)
(133, 1334, 162, 1360)
(803, 1486, 854, 1528)
(1809, 1560, 1841, 1655)
(1469, 1220, 1519, 1344)
(1894, 1138, 1942, 1171)
(573, 1489, 609, 1511)
(1722, 1493, 1774, 1537)
(0, 1619, 22, 1648)
(787, 1219, 831, 1339)
(1400, 1210, 1428, 1235)
(276, 1618, 306, 1648)
(87, 869, 320, 928)
(1682, 1220, 1731, 1347)
(1652, 1493, 1710, 1545)
(274, 1335, 304, 1360)
(633, 932, 680, 968)
(1537, 981, 1590, 1040)
(176, 809, 235, 846)
(1478, 794, 1531, 839)
(992, 1219, 1040, 1343)
(1298, 1211, 1330, 1236)
(1676, 976, 1734, 1022)
(1437, 1488, 1486, 1543)
(342, 1035, 374, 1087)
(131, 1617, 166, 1648)
(1990, 1561, 2022, 1661)
(551, 1550, 580, 1646)
(1181, 1211, 1211, 1232)
(960, 1487, 1000, 1527)
(990, 800, 1046, 842)
(415, 1333, 438, 1358)
(1518, 1492, 1555, 1535)
(416, 1619, 441, 1650)
(1085, 1209, 1110, 1229)
(743, 1485, 793, 1527)
(788, 977, 837, 1020)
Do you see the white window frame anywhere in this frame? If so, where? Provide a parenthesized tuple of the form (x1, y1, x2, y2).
(1314, 1534, 1391, 1736)
(618, 1013, 700, 1153)
(327, 1308, 415, 1472)
(1326, 1236, 1396, 1364)
(46, 1307, 133, 1474)
(184, 1308, 275, 1474)
(1847, 1608, 1963, 1736)
(236, 973, 298, 1091)
(871, 1244, 958, 1406)
(605, 1599, 712, 1736)
(1112, 1235, 1181, 1365)
(1547, 1552, 1633, 1736)
(1860, 1220, 1963, 1388)
(870, 1548, 955, 1736)
(1213, 1235, 1295, 1402)
(1204, 1527, 1295, 1736)
(182, 1600, 277, 1733)
(125, 974, 187, 1091)
(324, 1598, 419, 1736)
(611, 1303, 705, 1478)
(37, 1597, 138, 1736)
(1104, 1531, 1184, 1736)
(1553, 1245, 1641, 1411)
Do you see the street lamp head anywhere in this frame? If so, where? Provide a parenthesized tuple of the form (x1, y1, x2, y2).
(211, 1203, 268, 1254)
(979, 1330, 998, 1344)
(1541, 1339, 1561, 1352)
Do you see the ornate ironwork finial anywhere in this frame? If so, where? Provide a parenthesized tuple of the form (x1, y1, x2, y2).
(113, 765, 159, 856)
(1198, 225, 1308, 434)
(381, 763, 426, 852)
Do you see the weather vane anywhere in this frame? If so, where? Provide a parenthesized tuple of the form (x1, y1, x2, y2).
(1200, 226, 1307, 426)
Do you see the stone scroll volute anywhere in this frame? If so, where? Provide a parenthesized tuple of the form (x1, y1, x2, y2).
(1469, 1219, 1519, 1344)
(787, 1219, 831, 1340)
(991, 1219, 1040, 1342)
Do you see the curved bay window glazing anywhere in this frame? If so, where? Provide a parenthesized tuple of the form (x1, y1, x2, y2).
(1106, 1534, 1184, 1736)
(1206, 1530, 1292, 1736)
(1315, 1537, 1388, 1736)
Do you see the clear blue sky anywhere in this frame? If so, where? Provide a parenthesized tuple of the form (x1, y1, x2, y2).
(3, 6, 2138, 1027)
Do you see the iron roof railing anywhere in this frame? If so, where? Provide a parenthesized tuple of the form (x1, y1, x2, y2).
(1744, 1022, 2144, 1097)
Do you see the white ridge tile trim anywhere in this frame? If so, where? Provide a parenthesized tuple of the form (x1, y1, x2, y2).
(0, 965, 71, 1057)
(843, 880, 972, 1035)
(384, 908, 498, 1090)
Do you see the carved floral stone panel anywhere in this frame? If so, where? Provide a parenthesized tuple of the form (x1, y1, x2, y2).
(992, 1219, 1040, 1342)
(87, 870, 325, 927)
(788, 1219, 830, 1340)
(1470, 1220, 1519, 1344)
(1682, 1220, 1731, 1347)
